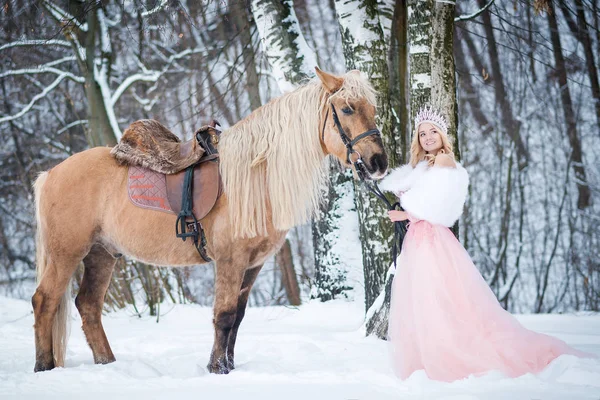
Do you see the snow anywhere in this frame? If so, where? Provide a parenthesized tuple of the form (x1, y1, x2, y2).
(412, 73, 432, 89)
(409, 43, 430, 54)
(1, 296, 599, 399)
(252, 0, 305, 93)
(282, 4, 318, 77)
(96, 65, 123, 141)
(334, 0, 378, 61)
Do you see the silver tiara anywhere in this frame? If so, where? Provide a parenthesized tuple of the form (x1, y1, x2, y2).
(414, 106, 448, 134)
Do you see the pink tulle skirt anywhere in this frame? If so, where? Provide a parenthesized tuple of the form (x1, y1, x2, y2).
(388, 217, 589, 382)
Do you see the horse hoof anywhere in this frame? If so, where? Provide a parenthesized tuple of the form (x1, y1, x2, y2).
(207, 361, 230, 374)
(94, 355, 116, 365)
(34, 360, 55, 372)
(226, 359, 235, 371)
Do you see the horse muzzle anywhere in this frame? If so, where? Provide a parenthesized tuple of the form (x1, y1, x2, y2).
(363, 151, 388, 180)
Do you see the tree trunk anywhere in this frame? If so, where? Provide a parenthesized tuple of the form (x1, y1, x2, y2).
(558, 0, 600, 133)
(84, 5, 117, 147)
(366, 0, 459, 340)
(231, 5, 262, 111)
(250, 0, 317, 93)
(334, 0, 399, 316)
(277, 239, 302, 306)
(389, 0, 409, 163)
(311, 167, 356, 301)
(547, 2, 591, 210)
(431, 1, 459, 159)
(454, 34, 493, 135)
(478, 0, 528, 170)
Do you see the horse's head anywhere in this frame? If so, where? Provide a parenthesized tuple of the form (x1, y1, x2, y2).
(316, 68, 388, 180)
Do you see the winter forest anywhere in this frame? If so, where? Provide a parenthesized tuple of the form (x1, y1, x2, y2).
(1, 0, 599, 342)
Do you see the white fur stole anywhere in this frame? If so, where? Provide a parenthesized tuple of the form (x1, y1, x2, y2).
(380, 162, 469, 227)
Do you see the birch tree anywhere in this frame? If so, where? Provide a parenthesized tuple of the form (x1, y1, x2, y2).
(251, 0, 317, 93)
(252, 0, 361, 302)
(364, 0, 459, 338)
(333, 0, 399, 319)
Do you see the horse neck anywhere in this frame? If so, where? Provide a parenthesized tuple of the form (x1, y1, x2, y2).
(221, 84, 327, 172)
(218, 84, 328, 238)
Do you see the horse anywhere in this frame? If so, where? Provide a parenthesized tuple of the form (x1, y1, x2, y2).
(31, 67, 388, 374)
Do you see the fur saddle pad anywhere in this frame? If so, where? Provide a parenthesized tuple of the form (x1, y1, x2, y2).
(128, 160, 222, 221)
(112, 119, 219, 174)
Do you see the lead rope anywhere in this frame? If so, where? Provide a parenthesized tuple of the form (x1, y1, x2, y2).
(325, 102, 407, 268)
(360, 178, 407, 269)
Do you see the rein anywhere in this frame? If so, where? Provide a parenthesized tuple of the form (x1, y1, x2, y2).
(322, 102, 407, 269)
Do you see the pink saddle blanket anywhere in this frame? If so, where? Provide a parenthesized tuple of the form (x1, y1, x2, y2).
(127, 165, 174, 214)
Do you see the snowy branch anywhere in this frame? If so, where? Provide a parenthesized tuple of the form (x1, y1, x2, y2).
(0, 40, 72, 52)
(454, 0, 495, 22)
(111, 47, 207, 106)
(43, 0, 88, 32)
(56, 120, 88, 135)
(141, 0, 169, 17)
(130, 90, 159, 112)
(0, 58, 84, 83)
(110, 71, 160, 106)
(95, 64, 122, 140)
(0, 74, 70, 123)
(97, 8, 112, 56)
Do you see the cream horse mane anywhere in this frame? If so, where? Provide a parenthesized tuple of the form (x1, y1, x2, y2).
(219, 72, 377, 238)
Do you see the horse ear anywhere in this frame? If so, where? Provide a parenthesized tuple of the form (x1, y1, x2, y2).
(315, 67, 343, 93)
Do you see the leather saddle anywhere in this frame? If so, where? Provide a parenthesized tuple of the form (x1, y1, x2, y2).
(165, 154, 221, 221)
(116, 120, 223, 261)
(112, 119, 219, 174)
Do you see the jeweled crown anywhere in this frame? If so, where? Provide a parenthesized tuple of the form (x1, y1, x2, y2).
(414, 106, 448, 134)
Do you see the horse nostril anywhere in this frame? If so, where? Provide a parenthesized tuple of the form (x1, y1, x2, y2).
(370, 153, 388, 173)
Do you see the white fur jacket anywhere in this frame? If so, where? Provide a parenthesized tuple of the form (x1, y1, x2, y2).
(379, 161, 469, 227)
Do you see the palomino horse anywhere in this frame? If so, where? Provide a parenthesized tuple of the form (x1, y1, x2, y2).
(32, 68, 388, 374)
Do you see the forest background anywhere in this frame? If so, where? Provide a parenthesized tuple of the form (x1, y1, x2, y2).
(1, 0, 598, 335)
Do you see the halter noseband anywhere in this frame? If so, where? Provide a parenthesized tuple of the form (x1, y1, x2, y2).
(321, 103, 381, 180)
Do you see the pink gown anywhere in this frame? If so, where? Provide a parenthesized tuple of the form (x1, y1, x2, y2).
(383, 163, 590, 382)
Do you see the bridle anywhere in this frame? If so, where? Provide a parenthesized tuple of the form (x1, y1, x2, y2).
(321, 103, 381, 181)
(321, 101, 407, 268)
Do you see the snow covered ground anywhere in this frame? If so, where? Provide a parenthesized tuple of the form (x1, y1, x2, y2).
(1, 295, 599, 400)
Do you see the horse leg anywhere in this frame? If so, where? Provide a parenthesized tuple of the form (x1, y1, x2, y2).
(32, 254, 81, 372)
(207, 260, 245, 374)
(225, 265, 263, 370)
(75, 244, 117, 365)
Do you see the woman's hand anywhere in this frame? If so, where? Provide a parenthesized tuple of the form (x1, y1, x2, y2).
(388, 210, 409, 222)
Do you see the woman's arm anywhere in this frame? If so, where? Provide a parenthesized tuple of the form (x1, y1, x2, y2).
(379, 164, 414, 195)
(399, 163, 469, 227)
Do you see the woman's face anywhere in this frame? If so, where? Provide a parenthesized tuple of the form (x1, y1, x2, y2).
(418, 122, 443, 154)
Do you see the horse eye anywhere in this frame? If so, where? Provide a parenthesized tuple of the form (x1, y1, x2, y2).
(342, 107, 354, 115)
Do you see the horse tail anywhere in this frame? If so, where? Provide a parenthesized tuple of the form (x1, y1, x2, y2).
(34, 171, 71, 367)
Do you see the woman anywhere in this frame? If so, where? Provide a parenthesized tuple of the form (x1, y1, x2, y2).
(380, 107, 590, 382)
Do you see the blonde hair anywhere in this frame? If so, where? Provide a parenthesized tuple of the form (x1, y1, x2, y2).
(409, 122, 455, 167)
(219, 72, 377, 238)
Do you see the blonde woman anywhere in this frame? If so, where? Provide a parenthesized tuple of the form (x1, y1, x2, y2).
(380, 107, 590, 382)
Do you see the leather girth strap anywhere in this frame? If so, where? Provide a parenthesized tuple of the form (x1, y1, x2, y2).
(165, 124, 222, 262)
